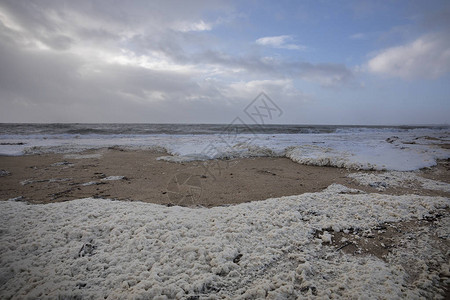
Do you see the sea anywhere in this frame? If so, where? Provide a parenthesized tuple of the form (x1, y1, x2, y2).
(0, 123, 449, 171)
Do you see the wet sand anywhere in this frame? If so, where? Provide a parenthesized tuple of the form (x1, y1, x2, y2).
(0, 148, 449, 206)
(0, 148, 352, 206)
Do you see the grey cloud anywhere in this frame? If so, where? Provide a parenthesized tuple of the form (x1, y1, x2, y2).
(0, 37, 193, 100)
(1, 0, 354, 87)
(187, 50, 354, 87)
(0, 0, 229, 52)
(0, 30, 236, 122)
(0, 32, 308, 123)
(42, 35, 73, 50)
(0, 0, 354, 123)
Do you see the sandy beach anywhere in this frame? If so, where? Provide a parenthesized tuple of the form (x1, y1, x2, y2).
(1, 148, 449, 206)
(1, 147, 449, 298)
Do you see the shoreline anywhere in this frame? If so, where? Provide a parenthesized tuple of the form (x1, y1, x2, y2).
(1, 147, 449, 298)
(1, 148, 449, 206)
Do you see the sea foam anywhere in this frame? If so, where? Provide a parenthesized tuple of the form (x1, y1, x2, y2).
(0, 185, 448, 298)
(1, 126, 448, 171)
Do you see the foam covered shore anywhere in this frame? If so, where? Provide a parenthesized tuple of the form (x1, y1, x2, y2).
(2, 126, 449, 171)
(1, 184, 449, 299)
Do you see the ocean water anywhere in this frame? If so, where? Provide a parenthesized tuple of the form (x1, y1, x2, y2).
(0, 123, 449, 171)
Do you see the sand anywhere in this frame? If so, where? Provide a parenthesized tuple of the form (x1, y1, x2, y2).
(1, 148, 448, 206)
(0, 148, 449, 298)
(1, 148, 352, 206)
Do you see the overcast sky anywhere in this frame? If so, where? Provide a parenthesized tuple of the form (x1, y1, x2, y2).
(0, 0, 449, 124)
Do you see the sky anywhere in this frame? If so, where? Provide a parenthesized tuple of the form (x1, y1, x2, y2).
(0, 0, 449, 125)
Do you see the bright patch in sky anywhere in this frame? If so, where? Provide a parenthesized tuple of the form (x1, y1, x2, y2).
(256, 35, 305, 50)
(368, 33, 450, 79)
(0, 0, 449, 124)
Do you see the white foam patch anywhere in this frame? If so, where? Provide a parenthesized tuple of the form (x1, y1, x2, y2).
(285, 143, 448, 171)
(0, 169, 11, 176)
(20, 178, 72, 186)
(81, 181, 100, 186)
(349, 171, 450, 192)
(286, 145, 361, 169)
(158, 144, 282, 163)
(100, 176, 125, 181)
(0, 188, 448, 298)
